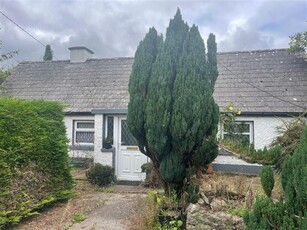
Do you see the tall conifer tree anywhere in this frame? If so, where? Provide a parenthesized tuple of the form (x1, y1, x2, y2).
(207, 33, 218, 89)
(128, 9, 219, 195)
(43, 44, 53, 61)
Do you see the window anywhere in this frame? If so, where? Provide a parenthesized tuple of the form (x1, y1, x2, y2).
(105, 116, 114, 141)
(73, 120, 95, 145)
(222, 121, 254, 144)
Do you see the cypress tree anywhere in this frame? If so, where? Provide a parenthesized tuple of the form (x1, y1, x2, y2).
(43, 44, 53, 61)
(128, 9, 219, 195)
(207, 33, 218, 88)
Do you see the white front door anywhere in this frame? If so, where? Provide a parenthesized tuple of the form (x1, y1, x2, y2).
(117, 117, 148, 181)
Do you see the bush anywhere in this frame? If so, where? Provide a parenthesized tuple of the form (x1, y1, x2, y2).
(260, 166, 275, 198)
(271, 115, 306, 171)
(220, 139, 281, 165)
(186, 183, 200, 204)
(0, 98, 73, 228)
(244, 127, 307, 229)
(86, 163, 116, 186)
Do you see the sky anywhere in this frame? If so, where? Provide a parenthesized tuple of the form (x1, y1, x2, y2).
(0, 0, 306, 68)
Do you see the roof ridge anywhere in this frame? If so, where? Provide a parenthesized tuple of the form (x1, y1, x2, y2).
(19, 49, 296, 64)
(88, 57, 134, 61)
(217, 48, 290, 55)
(18, 57, 134, 64)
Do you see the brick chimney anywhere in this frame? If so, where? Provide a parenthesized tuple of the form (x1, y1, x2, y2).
(68, 46, 94, 63)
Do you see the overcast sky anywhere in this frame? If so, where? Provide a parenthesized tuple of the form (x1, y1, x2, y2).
(1, 0, 306, 68)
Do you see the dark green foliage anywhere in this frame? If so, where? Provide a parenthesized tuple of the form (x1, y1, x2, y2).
(128, 9, 219, 196)
(127, 27, 161, 153)
(244, 127, 307, 229)
(43, 44, 53, 61)
(186, 183, 200, 204)
(207, 33, 218, 88)
(86, 163, 116, 186)
(260, 166, 275, 198)
(0, 98, 72, 228)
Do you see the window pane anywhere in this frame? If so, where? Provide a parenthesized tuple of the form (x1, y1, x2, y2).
(224, 122, 249, 133)
(121, 120, 138, 146)
(224, 134, 250, 144)
(236, 123, 249, 133)
(77, 122, 94, 129)
(76, 132, 94, 143)
(107, 117, 114, 139)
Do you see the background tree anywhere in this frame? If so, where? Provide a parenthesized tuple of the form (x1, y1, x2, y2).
(1, 37, 17, 85)
(288, 31, 307, 53)
(128, 9, 219, 196)
(207, 33, 218, 88)
(43, 44, 53, 61)
(0, 69, 11, 85)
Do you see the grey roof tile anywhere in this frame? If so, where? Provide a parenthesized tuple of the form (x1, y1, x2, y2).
(1, 49, 306, 113)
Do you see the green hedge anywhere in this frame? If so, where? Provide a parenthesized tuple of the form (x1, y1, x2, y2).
(0, 98, 73, 228)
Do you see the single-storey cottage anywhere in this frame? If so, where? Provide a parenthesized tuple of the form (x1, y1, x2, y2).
(1, 47, 306, 181)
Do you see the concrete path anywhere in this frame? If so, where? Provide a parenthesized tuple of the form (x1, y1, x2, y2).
(69, 185, 148, 230)
(213, 147, 263, 174)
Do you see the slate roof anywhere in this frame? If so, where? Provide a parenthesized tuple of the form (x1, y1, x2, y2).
(1, 49, 306, 114)
(215, 49, 306, 114)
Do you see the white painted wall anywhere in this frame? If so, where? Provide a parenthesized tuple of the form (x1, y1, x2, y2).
(219, 116, 292, 150)
(64, 115, 95, 158)
(95, 151, 113, 167)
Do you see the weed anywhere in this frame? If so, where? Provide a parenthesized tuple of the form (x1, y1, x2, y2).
(96, 198, 105, 207)
(226, 203, 246, 217)
(72, 213, 86, 223)
(129, 193, 157, 230)
(96, 185, 115, 193)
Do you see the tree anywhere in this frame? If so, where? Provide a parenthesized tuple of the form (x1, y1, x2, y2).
(0, 37, 17, 85)
(0, 69, 11, 85)
(128, 9, 219, 196)
(43, 44, 53, 61)
(0, 40, 18, 62)
(288, 31, 307, 53)
(207, 33, 218, 88)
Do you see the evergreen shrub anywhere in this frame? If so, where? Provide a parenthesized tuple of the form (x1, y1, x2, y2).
(186, 183, 200, 204)
(86, 163, 116, 186)
(0, 98, 72, 228)
(244, 126, 307, 229)
(127, 9, 219, 196)
(260, 166, 275, 198)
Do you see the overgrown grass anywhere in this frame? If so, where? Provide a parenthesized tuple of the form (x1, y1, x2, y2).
(129, 193, 157, 230)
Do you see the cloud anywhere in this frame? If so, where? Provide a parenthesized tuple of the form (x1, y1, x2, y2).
(0, 0, 306, 68)
(218, 18, 274, 51)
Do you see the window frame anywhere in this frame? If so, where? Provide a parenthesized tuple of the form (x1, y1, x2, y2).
(73, 120, 95, 146)
(222, 120, 254, 144)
